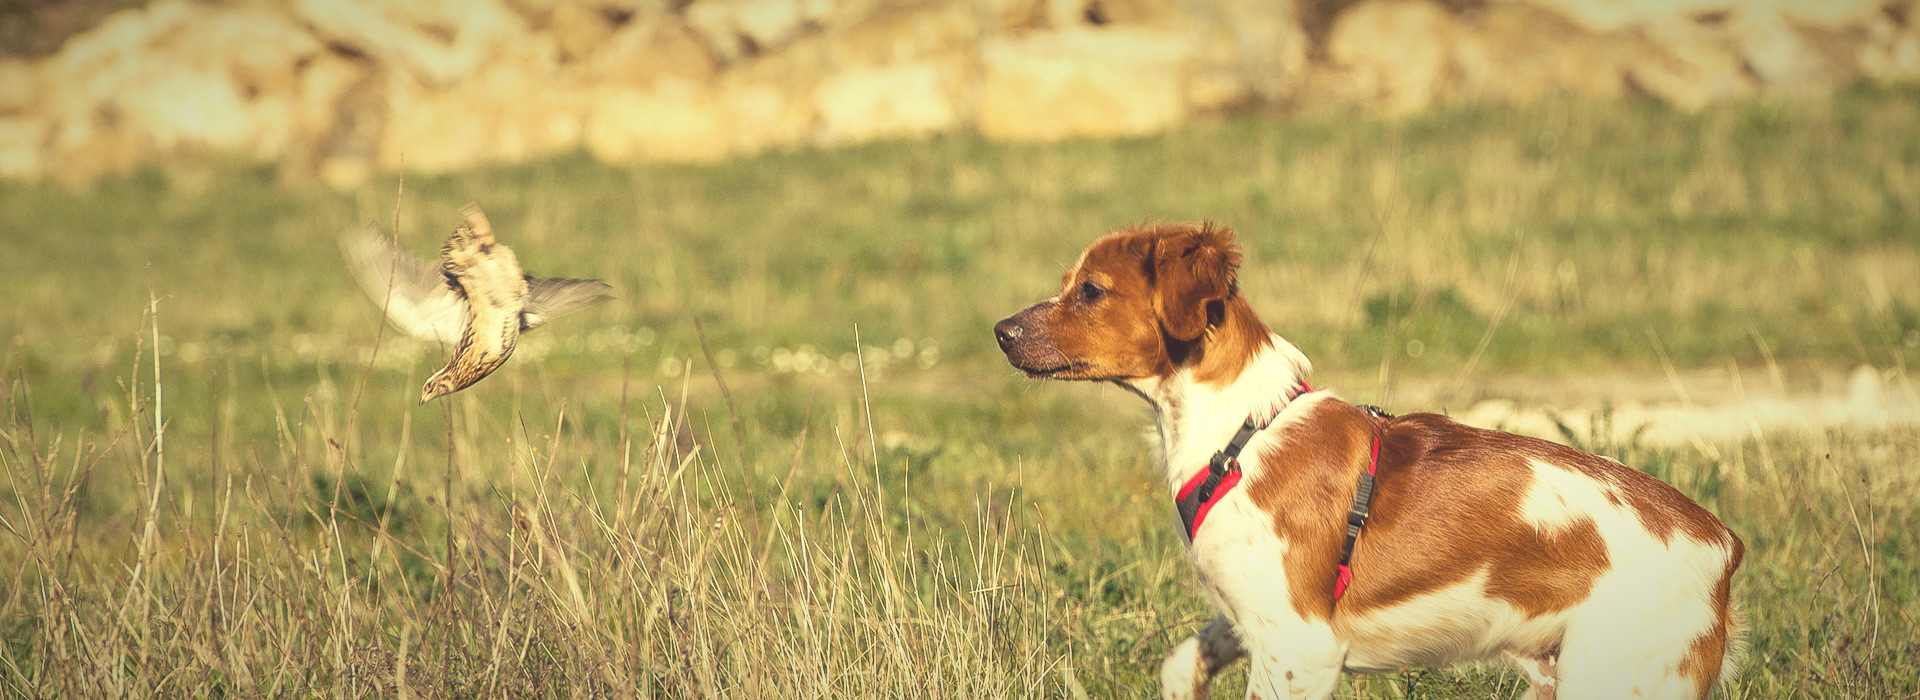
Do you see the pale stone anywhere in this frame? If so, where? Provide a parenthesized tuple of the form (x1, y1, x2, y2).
(0, 59, 40, 115)
(378, 52, 588, 173)
(824, 2, 982, 68)
(1080, 0, 1194, 29)
(981, 0, 1047, 32)
(1183, 0, 1310, 109)
(548, 1, 624, 62)
(977, 27, 1193, 141)
(814, 61, 959, 144)
(500, 0, 569, 25)
(1525, 0, 1883, 34)
(1860, 9, 1920, 82)
(1729, 10, 1839, 94)
(47, 0, 199, 81)
(682, 0, 833, 62)
(292, 52, 374, 140)
(1040, 0, 1088, 30)
(46, 0, 345, 166)
(1450, 3, 1626, 105)
(583, 79, 732, 162)
(1320, 0, 1457, 116)
(114, 66, 263, 153)
(0, 116, 47, 179)
(276, 51, 376, 186)
(162, 4, 326, 96)
(718, 80, 816, 153)
(584, 14, 720, 86)
(45, 114, 148, 184)
(1622, 16, 1757, 111)
(43, 0, 196, 147)
(309, 71, 387, 189)
(293, 0, 533, 87)
(714, 31, 830, 153)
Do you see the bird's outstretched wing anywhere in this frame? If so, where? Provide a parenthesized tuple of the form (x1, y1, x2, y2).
(522, 277, 613, 331)
(339, 223, 466, 344)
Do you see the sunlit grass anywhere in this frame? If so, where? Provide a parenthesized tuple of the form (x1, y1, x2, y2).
(1, 87, 1917, 697)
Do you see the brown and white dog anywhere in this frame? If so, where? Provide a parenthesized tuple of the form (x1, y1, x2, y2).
(993, 223, 1743, 699)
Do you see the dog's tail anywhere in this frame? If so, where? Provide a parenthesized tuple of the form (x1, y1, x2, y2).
(1713, 534, 1748, 693)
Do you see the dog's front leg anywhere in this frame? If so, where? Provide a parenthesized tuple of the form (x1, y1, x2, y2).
(1160, 616, 1246, 700)
(1237, 619, 1343, 700)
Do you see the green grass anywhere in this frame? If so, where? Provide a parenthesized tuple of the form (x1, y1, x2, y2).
(1, 87, 1917, 698)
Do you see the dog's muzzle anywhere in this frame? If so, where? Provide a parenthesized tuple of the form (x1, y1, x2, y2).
(994, 303, 1071, 377)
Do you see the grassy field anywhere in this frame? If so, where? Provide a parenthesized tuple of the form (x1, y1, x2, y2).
(1, 86, 1918, 698)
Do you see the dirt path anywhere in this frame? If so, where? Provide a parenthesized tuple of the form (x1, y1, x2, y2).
(1377, 364, 1920, 447)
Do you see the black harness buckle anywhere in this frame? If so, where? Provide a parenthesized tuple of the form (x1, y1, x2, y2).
(1174, 384, 1313, 541)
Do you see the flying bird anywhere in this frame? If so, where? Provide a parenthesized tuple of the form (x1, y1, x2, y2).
(340, 205, 611, 403)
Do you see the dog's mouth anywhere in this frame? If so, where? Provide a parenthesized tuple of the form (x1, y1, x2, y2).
(1010, 358, 1090, 380)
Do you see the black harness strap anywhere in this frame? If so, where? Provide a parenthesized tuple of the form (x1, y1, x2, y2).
(1334, 405, 1392, 599)
(1175, 415, 1261, 539)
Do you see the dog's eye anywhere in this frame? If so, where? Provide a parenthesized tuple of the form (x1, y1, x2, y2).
(1079, 281, 1107, 303)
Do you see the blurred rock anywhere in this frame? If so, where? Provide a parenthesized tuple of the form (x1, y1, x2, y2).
(980, 0, 1048, 32)
(548, 1, 632, 63)
(977, 27, 1192, 141)
(1730, 10, 1844, 94)
(0, 117, 48, 180)
(683, 0, 832, 63)
(583, 14, 721, 87)
(1860, 2, 1920, 82)
(824, 1, 981, 67)
(1186, 0, 1311, 108)
(1072, 0, 1193, 29)
(815, 61, 960, 144)
(2, 0, 1917, 187)
(1315, 0, 1457, 116)
(312, 71, 388, 190)
(34, 0, 346, 181)
(1622, 14, 1759, 111)
(379, 42, 589, 173)
(812, 2, 979, 145)
(578, 14, 732, 163)
(713, 31, 832, 154)
(584, 78, 732, 162)
(0, 60, 41, 116)
(1529, 0, 1883, 33)
(293, 0, 532, 87)
(1451, 3, 1627, 105)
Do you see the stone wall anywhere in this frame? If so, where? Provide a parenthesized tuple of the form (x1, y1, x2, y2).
(0, 0, 1914, 188)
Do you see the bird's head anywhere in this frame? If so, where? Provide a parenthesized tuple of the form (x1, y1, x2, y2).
(420, 371, 458, 404)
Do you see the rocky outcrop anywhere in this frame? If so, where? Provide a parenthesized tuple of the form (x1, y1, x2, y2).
(1, 0, 1915, 187)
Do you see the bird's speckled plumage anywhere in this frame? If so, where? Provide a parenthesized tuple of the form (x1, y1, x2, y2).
(340, 204, 611, 403)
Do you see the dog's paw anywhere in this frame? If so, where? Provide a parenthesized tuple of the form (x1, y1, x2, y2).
(1159, 636, 1209, 700)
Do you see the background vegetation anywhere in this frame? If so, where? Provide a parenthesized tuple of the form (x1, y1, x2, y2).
(1, 87, 1917, 698)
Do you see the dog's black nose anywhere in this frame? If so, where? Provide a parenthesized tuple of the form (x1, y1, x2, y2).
(993, 317, 1023, 349)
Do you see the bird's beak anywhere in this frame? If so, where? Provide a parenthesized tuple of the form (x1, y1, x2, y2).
(420, 386, 439, 404)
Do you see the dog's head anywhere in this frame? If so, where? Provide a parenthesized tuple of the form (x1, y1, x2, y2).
(994, 223, 1244, 382)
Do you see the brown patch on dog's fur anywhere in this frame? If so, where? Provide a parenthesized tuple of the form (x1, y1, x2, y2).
(1252, 410, 1628, 621)
(1189, 296, 1272, 386)
(1341, 415, 1619, 618)
(1679, 536, 1743, 695)
(1244, 400, 1376, 621)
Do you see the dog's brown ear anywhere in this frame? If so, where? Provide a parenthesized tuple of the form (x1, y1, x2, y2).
(1153, 223, 1241, 342)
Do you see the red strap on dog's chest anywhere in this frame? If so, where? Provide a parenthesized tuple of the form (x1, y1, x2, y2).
(1175, 382, 1310, 541)
(1175, 466, 1241, 539)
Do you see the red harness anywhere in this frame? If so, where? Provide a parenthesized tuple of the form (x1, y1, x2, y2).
(1174, 388, 1388, 601)
(1173, 382, 1310, 539)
